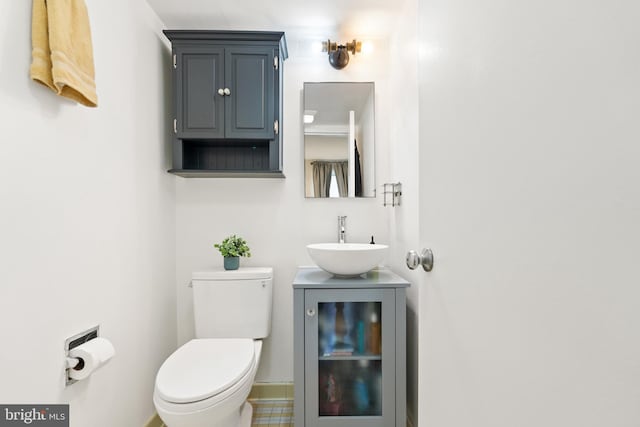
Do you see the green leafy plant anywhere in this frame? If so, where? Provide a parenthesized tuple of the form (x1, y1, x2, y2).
(214, 235, 251, 258)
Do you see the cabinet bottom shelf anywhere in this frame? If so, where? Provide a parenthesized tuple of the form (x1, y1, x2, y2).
(171, 139, 284, 177)
(319, 359, 382, 417)
(168, 169, 285, 178)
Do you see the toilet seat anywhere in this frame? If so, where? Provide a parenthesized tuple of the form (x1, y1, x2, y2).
(155, 338, 256, 404)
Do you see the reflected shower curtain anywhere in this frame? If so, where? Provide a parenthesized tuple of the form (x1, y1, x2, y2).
(312, 161, 332, 197)
(333, 161, 349, 197)
(312, 161, 349, 197)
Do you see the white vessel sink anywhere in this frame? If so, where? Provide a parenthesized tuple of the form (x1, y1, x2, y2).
(306, 243, 389, 277)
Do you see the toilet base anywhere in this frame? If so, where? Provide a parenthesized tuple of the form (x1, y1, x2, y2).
(208, 401, 252, 427)
(238, 402, 253, 427)
(157, 400, 253, 427)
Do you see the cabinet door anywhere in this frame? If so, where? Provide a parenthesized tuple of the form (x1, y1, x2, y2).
(225, 47, 275, 139)
(176, 47, 225, 139)
(304, 289, 396, 427)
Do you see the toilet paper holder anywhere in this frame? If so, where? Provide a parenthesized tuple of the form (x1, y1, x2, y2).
(64, 325, 99, 386)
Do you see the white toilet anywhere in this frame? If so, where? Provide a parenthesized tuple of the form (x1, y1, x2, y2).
(154, 267, 273, 427)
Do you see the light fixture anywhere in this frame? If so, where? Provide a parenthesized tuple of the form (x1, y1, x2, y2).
(322, 39, 362, 70)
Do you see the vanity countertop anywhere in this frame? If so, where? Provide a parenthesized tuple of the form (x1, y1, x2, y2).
(293, 266, 410, 289)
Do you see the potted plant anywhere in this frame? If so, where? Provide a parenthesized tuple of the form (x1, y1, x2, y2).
(214, 234, 251, 270)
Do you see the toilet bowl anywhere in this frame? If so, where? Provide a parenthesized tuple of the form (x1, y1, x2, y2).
(154, 267, 273, 427)
(154, 339, 262, 427)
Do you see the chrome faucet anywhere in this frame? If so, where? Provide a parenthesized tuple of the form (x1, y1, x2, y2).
(337, 216, 347, 243)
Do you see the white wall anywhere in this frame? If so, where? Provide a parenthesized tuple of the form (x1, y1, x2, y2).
(0, 1, 176, 426)
(417, 0, 640, 426)
(175, 38, 391, 381)
(386, 0, 420, 423)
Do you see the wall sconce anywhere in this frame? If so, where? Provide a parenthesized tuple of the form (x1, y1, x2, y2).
(322, 39, 362, 70)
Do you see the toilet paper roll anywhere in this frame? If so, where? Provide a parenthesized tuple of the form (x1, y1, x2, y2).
(68, 337, 115, 380)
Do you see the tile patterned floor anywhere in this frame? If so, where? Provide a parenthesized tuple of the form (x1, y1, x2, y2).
(249, 399, 294, 426)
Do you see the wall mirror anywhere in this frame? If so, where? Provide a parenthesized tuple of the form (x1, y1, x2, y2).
(303, 82, 375, 198)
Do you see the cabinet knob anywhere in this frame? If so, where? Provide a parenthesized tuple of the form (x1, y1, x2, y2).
(217, 88, 225, 96)
(224, 88, 231, 96)
(306, 308, 316, 317)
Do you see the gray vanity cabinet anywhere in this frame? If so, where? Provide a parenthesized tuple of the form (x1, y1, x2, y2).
(164, 31, 287, 177)
(293, 268, 409, 427)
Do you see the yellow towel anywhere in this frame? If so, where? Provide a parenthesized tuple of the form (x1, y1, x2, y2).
(30, 0, 98, 107)
(30, 0, 55, 93)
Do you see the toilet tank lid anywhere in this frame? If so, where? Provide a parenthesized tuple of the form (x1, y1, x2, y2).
(192, 267, 273, 281)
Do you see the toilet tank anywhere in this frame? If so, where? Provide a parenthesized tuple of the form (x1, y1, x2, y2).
(191, 267, 273, 339)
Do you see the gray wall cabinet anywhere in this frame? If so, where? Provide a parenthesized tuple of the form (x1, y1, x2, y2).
(164, 31, 287, 177)
(293, 268, 409, 427)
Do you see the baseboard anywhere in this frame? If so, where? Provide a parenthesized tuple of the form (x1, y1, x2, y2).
(143, 413, 163, 427)
(248, 382, 294, 400)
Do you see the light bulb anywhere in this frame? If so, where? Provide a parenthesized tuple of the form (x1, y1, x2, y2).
(311, 41, 324, 53)
(361, 41, 374, 54)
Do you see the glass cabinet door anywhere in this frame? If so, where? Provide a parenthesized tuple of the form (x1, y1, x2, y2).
(304, 289, 395, 427)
